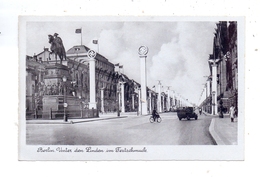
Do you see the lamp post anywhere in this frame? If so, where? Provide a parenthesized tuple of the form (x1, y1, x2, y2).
(62, 75, 68, 122)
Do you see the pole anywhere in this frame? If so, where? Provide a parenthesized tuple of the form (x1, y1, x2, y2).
(63, 85, 67, 122)
(120, 82, 125, 113)
(140, 55, 148, 115)
(117, 83, 120, 117)
(81, 28, 82, 45)
(158, 81, 162, 112)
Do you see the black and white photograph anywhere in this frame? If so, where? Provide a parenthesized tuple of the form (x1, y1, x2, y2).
(19, 16, 244, 160)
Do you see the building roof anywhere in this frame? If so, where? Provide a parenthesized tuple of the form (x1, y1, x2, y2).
(36, 48, 50, 56)
(66, 45, 114, 67)
(66, 45, 90, 55)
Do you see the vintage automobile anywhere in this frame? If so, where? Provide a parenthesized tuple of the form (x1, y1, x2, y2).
(177, 107, 198, 121)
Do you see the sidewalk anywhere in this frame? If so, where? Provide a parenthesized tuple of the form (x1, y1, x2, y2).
(26, 112, 144, 124)
(206, 112, 238, 145)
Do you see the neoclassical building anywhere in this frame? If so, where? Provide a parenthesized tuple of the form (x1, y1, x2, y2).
(25, 44, 162, 119)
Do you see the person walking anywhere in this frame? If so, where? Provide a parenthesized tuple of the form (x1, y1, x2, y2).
(229, 104, 235, 122)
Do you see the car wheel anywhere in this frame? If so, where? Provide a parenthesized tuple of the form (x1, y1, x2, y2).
(187, 116, 190, 120)
(179, 118, 182, 121)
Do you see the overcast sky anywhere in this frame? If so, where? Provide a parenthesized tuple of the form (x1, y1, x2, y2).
(26, 19, 217, 105)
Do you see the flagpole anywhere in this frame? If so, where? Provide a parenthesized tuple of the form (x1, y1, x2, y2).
(98, 39, 99, 53)
(81, 28, 82, 45)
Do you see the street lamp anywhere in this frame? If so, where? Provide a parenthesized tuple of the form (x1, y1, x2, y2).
(62, 75, 68, 122)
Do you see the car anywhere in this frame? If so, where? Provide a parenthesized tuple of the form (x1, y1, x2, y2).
(177, 107, 198, 121)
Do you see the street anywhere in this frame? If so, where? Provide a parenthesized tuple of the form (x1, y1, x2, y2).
(26, 112, 214, 145)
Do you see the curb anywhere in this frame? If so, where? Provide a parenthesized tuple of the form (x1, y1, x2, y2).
(26, 121, 73, 125)
(209, 118, 225, 145)
(71, 116, 128, 124)
(26, 116, 128, 124)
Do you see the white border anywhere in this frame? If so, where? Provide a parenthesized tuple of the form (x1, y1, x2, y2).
(19, 16, 244, 161)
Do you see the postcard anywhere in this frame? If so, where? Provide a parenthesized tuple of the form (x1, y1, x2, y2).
(19, 16, 244, 160)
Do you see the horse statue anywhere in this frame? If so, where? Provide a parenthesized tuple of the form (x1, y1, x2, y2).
(48, 33, 66, 64)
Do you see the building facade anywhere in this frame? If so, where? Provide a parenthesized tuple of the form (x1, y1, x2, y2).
(26, 44, 168, 119)
(200, 21, 238, 115)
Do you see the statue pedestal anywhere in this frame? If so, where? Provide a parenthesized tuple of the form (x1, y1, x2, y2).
(42, 95, 96, 119)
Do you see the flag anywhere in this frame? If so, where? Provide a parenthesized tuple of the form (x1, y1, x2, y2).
(93, 40, 98, 44)
(75, 28, 82, 33)
(119, 65, 123, 68)
(114, 63, 119, 66)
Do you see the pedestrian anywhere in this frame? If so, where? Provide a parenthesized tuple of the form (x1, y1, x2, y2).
(229, 104, 235, 122)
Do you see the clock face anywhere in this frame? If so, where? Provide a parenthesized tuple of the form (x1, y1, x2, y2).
(87, 49, 96, 59)
(138, 46, 148, 55)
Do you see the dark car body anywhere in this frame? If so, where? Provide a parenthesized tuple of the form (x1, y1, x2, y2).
(177, 107, 198, 120)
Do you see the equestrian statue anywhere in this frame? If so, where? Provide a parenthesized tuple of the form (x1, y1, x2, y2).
(48, 33, 66, 64)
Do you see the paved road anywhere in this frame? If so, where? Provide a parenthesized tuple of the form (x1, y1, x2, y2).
(26, 112, 214, 145)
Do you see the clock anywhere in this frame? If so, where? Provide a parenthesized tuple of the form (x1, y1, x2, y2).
(138, 46, 148, 56)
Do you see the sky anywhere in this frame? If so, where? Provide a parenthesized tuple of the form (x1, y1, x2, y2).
(26, 19, 217, 105)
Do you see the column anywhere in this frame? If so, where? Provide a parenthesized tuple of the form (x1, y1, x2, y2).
(140, 55, 148, 115)
(206, 79, 210, 113)
(120, 82, 125, 113)
(100, 88, 104, 113)
(151, 94, 154, 111)
(118, 90, 121, 112)
(131, 94, 135, 110)
(172, 91, 175, 107)
(211, 61, 219, 115)
(162, 95, 165, 112)
(88, 58, 97, 109)
(167, 90, 170, 111)
(148, 90, 152, 113)
(138, 88, 141, 114)
(157, 82, 162, 112)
